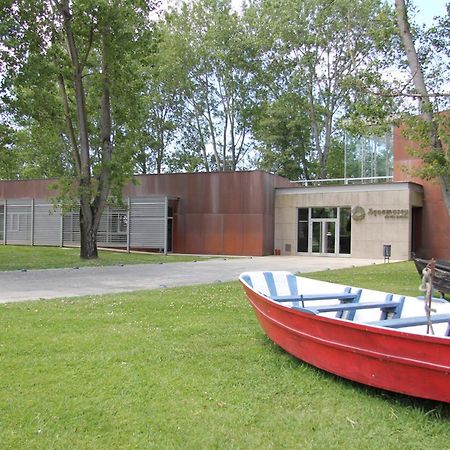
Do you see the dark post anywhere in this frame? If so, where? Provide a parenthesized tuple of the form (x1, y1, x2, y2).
(383, 244, 391, 263)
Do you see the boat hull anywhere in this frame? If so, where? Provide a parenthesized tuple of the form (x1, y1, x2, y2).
(242, 283, 450, 403)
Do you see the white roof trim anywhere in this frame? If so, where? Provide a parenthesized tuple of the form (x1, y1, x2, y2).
(275, 182, 423, 196)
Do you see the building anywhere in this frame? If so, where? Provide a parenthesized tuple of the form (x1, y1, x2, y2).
(0, 171, 292, 256)
(274, 182, 423, 260)
(0, 128, 448, 259)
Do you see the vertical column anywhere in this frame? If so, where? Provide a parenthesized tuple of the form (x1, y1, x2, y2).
(3, 199, 6, 245)
(60, 210, 64, 247)
(126, 197, 131, 253)
(31, 198, 35, 246)
(163, 197, 168, 256)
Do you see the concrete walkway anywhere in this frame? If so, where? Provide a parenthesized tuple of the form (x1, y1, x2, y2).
(0, 256, 388, 303)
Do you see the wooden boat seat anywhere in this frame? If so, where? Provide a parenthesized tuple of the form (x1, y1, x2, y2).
(293, 296, 405, 321)
(262, 271, 360, 305)
(369, 314, 450, 336)
(248, 272, 406, 321)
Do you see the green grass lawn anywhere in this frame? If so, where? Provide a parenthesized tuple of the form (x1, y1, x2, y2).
(1, 266, 449, 449)
(0, 245, 207, 271)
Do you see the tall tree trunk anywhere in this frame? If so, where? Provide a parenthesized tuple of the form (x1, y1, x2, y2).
(395, 0, 437, 139)
(79, 204, 98, 259)
(395, 0, 450, 216)
(57, 0, 99, 259)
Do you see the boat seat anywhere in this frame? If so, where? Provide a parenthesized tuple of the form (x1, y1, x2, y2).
(262, 272, 360, 311)
(241, 274, 253, 288)
(368, 313, 450, 336)
(293, 297, 404, 321)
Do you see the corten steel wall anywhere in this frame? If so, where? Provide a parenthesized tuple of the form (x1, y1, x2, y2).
(123, 171, 292, 256)
(393, 127, 450, 259)
(0, 179, 57, 199)
(0, 171, 292, 256)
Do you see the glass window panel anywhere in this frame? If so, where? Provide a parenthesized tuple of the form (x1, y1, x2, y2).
(119, 214, 127, 233)
(311, 207, 337, 219)
(312, 222, 321, 253)
(324, 222, 335, 254)
(297, 222, 309, 252)
(339, 208, 351, 254)
(298, 208, 309, 221)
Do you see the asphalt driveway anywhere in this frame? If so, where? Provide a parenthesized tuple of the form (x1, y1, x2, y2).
(0, 255, 388, 303)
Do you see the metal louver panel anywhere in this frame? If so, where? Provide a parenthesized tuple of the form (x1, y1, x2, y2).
(0, 196, 170, 251)
(6, 199, 32, 244)
(62, 211, 80, 245)
(97, 206, 128, 248)
(34, 201, 62, 246)
(129, 197, 166, 249)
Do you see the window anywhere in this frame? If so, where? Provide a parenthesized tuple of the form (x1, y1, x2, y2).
(297, 208, 309, 252)
(339, 208, 351, 254)
(110, 213, 127, 234)
(7, 213, 22, 232)
(311, 207, 337, 219)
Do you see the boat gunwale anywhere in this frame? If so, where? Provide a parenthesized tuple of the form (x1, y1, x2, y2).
(239, 276, 450, 346)
(244, 284, 450, 373)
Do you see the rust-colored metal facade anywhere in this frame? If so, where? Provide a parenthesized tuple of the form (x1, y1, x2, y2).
(0, 171, 292, 256)
(124, 171, 292, 255)
(393, 127, 450, 259)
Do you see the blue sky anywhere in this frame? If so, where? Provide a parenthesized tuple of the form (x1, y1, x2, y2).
(403, 0, 448, 25)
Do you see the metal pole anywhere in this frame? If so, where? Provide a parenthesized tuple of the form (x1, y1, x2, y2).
(163, 197, 168, 256)
(60, 209, 64, 247)
(3, 199, 6, 245)
(31, 198, 35, 246)
(127, 197, 131, 253)
(344, 131, 347, 182)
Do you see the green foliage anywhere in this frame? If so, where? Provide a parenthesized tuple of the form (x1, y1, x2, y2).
(253, 93, 313, 180)
(155, 0, 259, 171)
(1, 0, 448, 187)
(1, 0, 158, 257)
(0, 123, 20, 179)
(1, 279, 449, 448)
(392, 2, 449, 186)
(246, 0, 398, 179)
(400, 114, 450, 181)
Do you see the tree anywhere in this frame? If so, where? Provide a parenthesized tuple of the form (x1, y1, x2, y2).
(253, 92, 314, 180)
(394, 0, 450, 215)
(157, 0, 257, 171)
(246, 0, 397, 179)
(1, 0, 155, 258)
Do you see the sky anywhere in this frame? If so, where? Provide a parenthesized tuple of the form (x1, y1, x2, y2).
(403, 0, 448, 26)
(166, 0, 449, 25)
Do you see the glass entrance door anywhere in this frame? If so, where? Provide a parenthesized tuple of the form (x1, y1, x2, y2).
(311, 220, 336, 254)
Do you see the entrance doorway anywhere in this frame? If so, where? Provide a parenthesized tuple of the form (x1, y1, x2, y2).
(311, 220, 336, 254)
(297, 207, 351, 255)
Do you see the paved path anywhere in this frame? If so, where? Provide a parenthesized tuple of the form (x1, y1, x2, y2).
(0, 256, 388, 303)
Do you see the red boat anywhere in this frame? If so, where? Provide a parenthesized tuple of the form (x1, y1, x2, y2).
(240, 271, 450, 403)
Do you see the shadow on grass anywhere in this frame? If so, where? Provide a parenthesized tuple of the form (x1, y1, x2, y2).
(258, 335, 450, 420)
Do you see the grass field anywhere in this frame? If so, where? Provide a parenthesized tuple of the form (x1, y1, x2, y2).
(1, 262, 449, 449)
(0, 245, 207, 271)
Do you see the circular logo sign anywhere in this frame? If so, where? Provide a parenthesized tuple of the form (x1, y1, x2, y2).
(352, 206, 366, 221)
